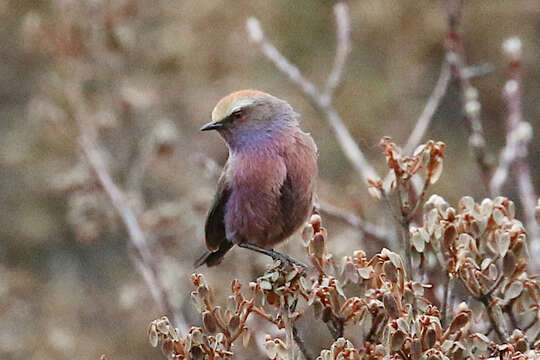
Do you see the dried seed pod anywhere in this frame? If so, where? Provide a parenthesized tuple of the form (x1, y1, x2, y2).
(443, 224, 457, 251)
(260, 279, 272, 290)
(459, 196, 475, 212)
(322, 306, 333, 323)
(383, 260, 398, 283)
(480, 198, 494, 217)
(242, 329, 251, 348)
(496, 231, 511, 257)
(493, 208, 505, 225)
(228, 314, 240, 333)
(302, 223, 315, 245)
(411, 338, 423, 360)
(503, 251, 517, 277)
(515, 338, 528, 353)
(504, 281, 524, 302)
(512, 236, 527, 259)
(156, 317, 170, 333)
(452, 347, 464, 360)
(190, 328, 204, 346)
(190, 346, 204, 360)
(383, 293, 399, 319)
(411, 228, 426, 253)
(310, 214, 322, 231)
(161, 339, 174, 358)
(448, 312, 469, 334)
(309, 233, 326, 259)
(148, 323, 159, 347)
(202, 311, 218, 333)
(368, 186, 382, 200)
(390, 330, 406, 351)
(313, 299, 324, 319)
(423, 327, 437, 349)
(429, 160, 443, 184)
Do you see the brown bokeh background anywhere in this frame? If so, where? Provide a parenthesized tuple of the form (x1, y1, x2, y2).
(1, 1, 540, 359)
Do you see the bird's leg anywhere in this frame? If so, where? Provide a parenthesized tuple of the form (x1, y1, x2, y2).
(238, 243, 308, 268)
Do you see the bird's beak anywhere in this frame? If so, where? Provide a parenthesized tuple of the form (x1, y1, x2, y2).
(200, 121, 223, 131)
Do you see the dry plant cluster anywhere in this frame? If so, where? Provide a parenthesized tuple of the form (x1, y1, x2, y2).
(16, 0, 540, 359)
(148, 139, 540, 360)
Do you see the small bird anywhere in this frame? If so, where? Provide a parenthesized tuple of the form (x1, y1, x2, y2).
(195, 90, 318, 267)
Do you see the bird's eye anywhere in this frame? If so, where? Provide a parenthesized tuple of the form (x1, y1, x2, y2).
(228, 110, 243, 121)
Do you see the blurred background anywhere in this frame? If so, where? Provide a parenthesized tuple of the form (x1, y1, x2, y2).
(1, 0, 540, 359)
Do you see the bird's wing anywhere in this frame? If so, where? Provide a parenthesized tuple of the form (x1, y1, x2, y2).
(277, 171, 307, 238)
(205, 171, 231, 252)
(279, 173, 295, 218)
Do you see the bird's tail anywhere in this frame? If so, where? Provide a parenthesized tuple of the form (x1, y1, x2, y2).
(194, 241, 234, 268)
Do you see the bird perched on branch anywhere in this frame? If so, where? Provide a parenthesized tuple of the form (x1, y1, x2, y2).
(195, 90, 318, 267)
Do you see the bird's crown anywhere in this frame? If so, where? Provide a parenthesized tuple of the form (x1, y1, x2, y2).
(211, 89, 275, 123)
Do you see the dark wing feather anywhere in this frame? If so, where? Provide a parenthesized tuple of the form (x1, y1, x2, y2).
(194, 171, 233, 268)
(278, 173, 299, 236)
(194, 240, 233, 268)
(205, 176, 231, 252)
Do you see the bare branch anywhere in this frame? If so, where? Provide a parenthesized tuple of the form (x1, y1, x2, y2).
(441, 276, 454, 327)
(246, 4, 380, 187)
(480, 295, 509, 341)
(69, 87, 187, 333)
(323, 3, 351, 104)
(403, 62, 451, 155)
(489, 118, 532, 195)
(292, 324, 313, 360)
(461, 63, 495, 79)
(318, 200, 395, 245)
(495, 37, 539, 254)
(126, 129, 156, 196)
(444, 0, 492, 192)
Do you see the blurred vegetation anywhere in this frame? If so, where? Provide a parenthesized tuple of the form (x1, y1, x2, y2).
(1, 0, 540, 359)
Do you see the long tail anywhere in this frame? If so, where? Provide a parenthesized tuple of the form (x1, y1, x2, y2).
(194, 241, 234, 268)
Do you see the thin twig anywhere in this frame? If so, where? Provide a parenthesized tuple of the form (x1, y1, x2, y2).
(461, 63, 495, 79)
(403, 61, 451, 155)
(441, 276, 454, 327)
(445, 0, 492, 192)
(480, 295, 508, 342)
(69, 87, 187, 333)
(293, 324, 313, 360)
(399, 220, 413, 281)
(318, 200, 394, 244)
(126, 129, 157, 195)
(385, 34, 452, 207)
(489, 122, 531, 195)
(323, 3, 351, 104)
(246, 3, 380, 187)
(496, 37, 539, 255)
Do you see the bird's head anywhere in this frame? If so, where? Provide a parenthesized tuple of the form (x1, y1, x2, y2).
(201, 90, 298, 149)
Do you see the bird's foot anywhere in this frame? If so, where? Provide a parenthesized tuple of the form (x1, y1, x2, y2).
(238, 243, 308, 268)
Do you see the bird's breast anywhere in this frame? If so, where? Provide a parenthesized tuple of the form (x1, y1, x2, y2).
(224, 151, 287, 245)
(224, 129, 318, 248)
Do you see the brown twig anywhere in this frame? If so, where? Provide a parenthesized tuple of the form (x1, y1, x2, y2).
(70, 87, 187, 333)
(246, 3, 380, 187)
(318, 200, 395, 245)
(441, 276, 454, 327)
(495, 37, 539, 252)
(126, 129, 157, 196)
(403, 61, 451, 155)
(293, 324, 313, 360)
(323, 3, 351, 104)
(479, 295, 508, 342)
(444, 0, 492, 192)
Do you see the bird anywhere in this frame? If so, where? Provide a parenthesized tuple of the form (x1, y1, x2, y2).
(195, 89, 318, 268)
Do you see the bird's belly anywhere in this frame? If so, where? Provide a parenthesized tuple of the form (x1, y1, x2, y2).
(225, 188, 311, 248)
